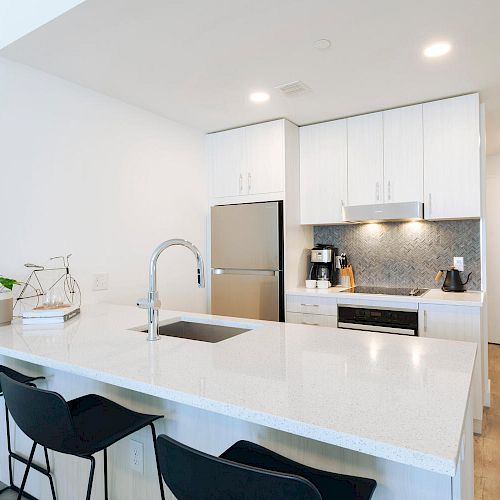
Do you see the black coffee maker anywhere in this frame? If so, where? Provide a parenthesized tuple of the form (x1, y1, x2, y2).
(309, 245, 337, 284)
(435, 268, 472, 292)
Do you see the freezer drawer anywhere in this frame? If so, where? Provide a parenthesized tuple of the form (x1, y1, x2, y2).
(211, 270, 281, 321)
(211, 202, 282, 270)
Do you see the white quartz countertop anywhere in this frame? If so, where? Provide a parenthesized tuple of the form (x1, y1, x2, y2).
(0, 304, 476, 476)
(287, 286, 484, 307)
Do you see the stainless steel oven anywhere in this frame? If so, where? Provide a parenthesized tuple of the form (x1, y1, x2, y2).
(337, 305, 418, 336)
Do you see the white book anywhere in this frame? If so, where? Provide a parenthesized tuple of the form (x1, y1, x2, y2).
(23, 305, 79, 319)
(22, 307, 80, 324)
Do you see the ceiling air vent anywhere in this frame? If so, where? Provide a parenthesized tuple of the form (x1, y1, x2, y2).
(275, 80, 310, 97)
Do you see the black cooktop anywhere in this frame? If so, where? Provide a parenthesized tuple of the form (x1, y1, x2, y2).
(341, 286, 429, 297)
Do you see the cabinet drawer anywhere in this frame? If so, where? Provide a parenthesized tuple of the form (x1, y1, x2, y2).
(286, 295, 337, 316)
(286, 312, 338, 327)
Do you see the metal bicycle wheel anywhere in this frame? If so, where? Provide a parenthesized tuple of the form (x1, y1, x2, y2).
(64, 276, 81, 307)
(12, 282, 40, 317)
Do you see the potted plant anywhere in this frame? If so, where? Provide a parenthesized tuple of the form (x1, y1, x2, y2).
(0, 277, 17, 325)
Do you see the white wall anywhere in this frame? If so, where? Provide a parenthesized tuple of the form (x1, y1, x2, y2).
(0, 57, 208, 313)
(487, 154, 500, 343)
(0, 0, 85, 49)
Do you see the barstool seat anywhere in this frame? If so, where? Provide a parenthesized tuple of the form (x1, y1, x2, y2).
(67, 394, 162, 456)
(0, 367, 43, 389)
(0, 373, 166, 500)
(221, 440, 377, 499)
(157, 434, 377, 500)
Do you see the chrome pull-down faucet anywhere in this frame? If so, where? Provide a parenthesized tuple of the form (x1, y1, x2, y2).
(137, 239, 205, 341)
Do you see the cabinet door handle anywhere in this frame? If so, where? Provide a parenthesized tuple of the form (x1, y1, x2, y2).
(300, 303, 319, 307)
(247, 172, 252, 193)
(376, 182, 380, 201)
(423, 310, 427, 332)
(387, 181, 391, 201)
(239, 173, 243, 194)
(427, 193, 432, 218)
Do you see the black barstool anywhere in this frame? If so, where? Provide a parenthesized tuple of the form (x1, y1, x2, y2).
(0, 366, 46, 500)
(157, 434, 377, 499)
(0, 373, 166, 500)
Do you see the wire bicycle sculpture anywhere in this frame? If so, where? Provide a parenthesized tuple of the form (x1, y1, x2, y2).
(13, 254, 81, 316)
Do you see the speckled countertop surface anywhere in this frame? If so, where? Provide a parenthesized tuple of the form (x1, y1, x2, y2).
(0, 303, 476, 476)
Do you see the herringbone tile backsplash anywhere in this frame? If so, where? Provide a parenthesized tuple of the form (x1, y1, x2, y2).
(314, 220, 481, 290)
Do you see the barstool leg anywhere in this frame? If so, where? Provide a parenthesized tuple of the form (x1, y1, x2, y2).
(150, 423, 166, 500)
(4, 402, 14, 488)
(104, 448, 108, 500)
(17, 442, 36, 500)
(85, 456, 96, 500)
(43, 447, 57, 500)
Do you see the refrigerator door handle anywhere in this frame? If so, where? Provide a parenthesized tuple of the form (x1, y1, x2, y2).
(212, 268, 280, 276)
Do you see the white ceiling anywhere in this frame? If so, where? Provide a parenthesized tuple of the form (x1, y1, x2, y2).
(2, 0, 500, 154)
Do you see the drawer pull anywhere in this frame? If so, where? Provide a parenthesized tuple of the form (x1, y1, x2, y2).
(302, 321, 320, 326)
(300, 303, 319, 307)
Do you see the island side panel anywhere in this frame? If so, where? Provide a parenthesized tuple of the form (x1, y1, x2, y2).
(0, 357, 455, 500)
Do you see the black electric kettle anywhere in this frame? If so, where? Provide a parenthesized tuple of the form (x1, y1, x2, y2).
(435, 268, 472, 292)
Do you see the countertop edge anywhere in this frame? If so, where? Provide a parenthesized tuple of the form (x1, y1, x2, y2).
(286, 288, 483, 307)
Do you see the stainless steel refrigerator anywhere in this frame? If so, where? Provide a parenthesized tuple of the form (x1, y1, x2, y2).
(211, 201, 284, 321)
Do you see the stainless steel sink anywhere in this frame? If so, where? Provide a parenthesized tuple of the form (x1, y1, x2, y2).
(139, 320, 250, 343)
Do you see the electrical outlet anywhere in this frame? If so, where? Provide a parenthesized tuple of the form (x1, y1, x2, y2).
(129, 439, 144, 474)
(453, 257, 464, 272)
(92, 273, 109, 291)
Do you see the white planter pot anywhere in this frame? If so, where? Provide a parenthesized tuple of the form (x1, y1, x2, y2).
(0, 292, 13, 325)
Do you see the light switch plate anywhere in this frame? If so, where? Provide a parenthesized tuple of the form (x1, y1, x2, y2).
(453, 257, 464, 272)
(92, 272, 109, 291)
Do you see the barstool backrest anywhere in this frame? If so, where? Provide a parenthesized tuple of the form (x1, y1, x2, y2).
(0, 374, 76, 453)
(157, 435, 322, 500)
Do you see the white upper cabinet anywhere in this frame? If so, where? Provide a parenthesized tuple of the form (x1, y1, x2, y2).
(208, 127, 245, 198)
(423, 94, 480, 219)
(209, 120, 287, 201)
(246, 121, 285, 195)
(299, 120, 348, 224)
(383, 104, 424, 203)
(347, 112, 384, 205)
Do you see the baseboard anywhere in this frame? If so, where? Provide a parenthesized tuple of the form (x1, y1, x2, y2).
(474, 418, 483, 435)
(484, 379, 491, 408)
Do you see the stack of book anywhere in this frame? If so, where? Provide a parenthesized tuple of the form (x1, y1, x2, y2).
(22, 305, 80, 325)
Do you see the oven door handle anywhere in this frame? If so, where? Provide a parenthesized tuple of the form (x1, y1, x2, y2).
(337, 322, 417, 336)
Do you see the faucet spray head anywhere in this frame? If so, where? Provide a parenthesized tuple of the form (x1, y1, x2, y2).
(197, 255, 206, 288)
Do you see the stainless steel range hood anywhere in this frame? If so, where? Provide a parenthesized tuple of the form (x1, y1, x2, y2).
(342, 201, 424, 223)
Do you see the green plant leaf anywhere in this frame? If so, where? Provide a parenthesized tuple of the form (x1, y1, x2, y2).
(0, 277, 18, 291)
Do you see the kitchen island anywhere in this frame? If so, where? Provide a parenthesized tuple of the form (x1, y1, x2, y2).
(0, 304, 476, 499)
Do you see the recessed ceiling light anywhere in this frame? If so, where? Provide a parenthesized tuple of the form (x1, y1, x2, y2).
(314, 38, 331, 50)
(423, 42, 452, 58)
(249, 91, 270, 103)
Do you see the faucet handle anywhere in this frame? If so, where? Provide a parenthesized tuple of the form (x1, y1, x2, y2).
(137, 293, 161, 310)
(137, 297, 150, 309)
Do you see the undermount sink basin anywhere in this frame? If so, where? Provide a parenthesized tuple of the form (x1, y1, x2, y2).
(138, 320, 250, 343)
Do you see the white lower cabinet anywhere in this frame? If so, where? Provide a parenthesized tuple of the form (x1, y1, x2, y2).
(286, 312, 337, 327)
(286, 294, 338, 326)
(419, 304, 483, 431)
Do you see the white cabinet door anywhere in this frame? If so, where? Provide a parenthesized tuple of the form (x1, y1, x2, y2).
(299, 120, 348, 224)
(246, 120, 285, 195)
(208, 128, 245, 198)
(423, 94, 480, 219)
(286, 312, 338, 327)
(347, 112, 384, 205)
(383, 104, 424, 203)
(419, 304, 482, 427)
